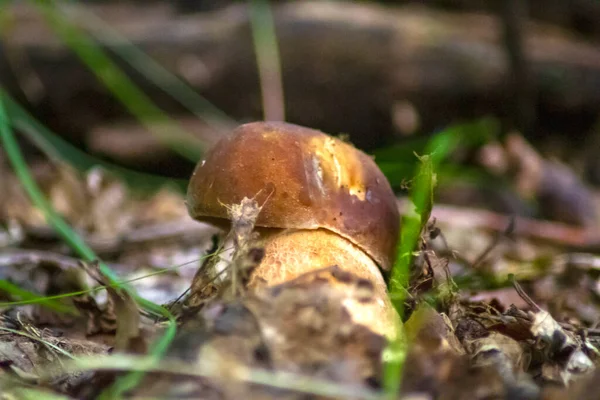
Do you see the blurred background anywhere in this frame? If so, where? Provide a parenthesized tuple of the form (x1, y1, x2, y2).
(2, 0, 600, 226)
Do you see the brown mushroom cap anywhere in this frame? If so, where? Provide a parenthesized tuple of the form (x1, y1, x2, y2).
(186, 121, 400, 270)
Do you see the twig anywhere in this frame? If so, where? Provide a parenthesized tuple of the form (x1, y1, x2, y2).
(397, 198, 600, 249)
(511, 275, 540, 312)
(471, 216, 515, 269)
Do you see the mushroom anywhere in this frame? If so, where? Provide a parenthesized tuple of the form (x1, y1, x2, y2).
(186, 121, 400, 337)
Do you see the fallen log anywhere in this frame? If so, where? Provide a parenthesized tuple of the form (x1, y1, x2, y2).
(2, 2, 600, 160)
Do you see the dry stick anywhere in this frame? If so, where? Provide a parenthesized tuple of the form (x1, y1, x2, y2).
(470, 216, 516, 270)
(511, 275, 541, 312)
(397, 198, 600, 249)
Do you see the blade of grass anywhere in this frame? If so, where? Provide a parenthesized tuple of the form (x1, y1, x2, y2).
(0, 252, 218, 308)
(58, 2, 237, 132)
(372, 118, 499, 163)
(389, 124, 487, 298)
(250, 0, 285, 121)
(1, 90, 185, 191)
(3, 388, 71, 400)
(0, 326, 75, 359)
(33, 2, 203, 162)
(374, 118, 500, 193)
(0, 286, 103, 308)
(0, 280, 77, 314)
(0, 98, 109, 269)
(380, 162, 510, 190)
(383, 125, 465, 398)
(65, 354, 384, 400)
(0, 92, 176, 396)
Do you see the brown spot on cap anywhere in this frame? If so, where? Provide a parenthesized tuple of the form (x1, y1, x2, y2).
(186, 121, 400, 270)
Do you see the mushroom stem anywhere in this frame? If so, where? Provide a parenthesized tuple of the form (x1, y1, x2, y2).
(186, 122, 402, 338)
(249, 229, 399, 337)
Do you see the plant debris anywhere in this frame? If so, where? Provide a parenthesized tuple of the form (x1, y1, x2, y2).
(3, 149, 600, 399)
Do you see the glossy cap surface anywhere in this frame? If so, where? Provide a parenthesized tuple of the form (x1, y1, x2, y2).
(186, 121, 399, 270)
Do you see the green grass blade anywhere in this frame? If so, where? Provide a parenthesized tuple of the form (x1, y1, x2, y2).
(4, 388, 71, 400)
(58, 2, 236, 132)
(0, 92, 177, 396)
(0, 325, 75, 359)
(0, 280, 77, 314)
(1, 90, 184, 191)
(383, 125, 466, 398)
(1, 97, 104, 266)
(372, 118, 499, 163)
(67, 354, 383, 400)
(250, 0, 285, 121)
(34, 2, 203, 162)
(0, 255, 210, 308)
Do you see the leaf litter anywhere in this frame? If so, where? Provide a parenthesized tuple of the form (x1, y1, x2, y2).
(2, 160, 600, 399)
